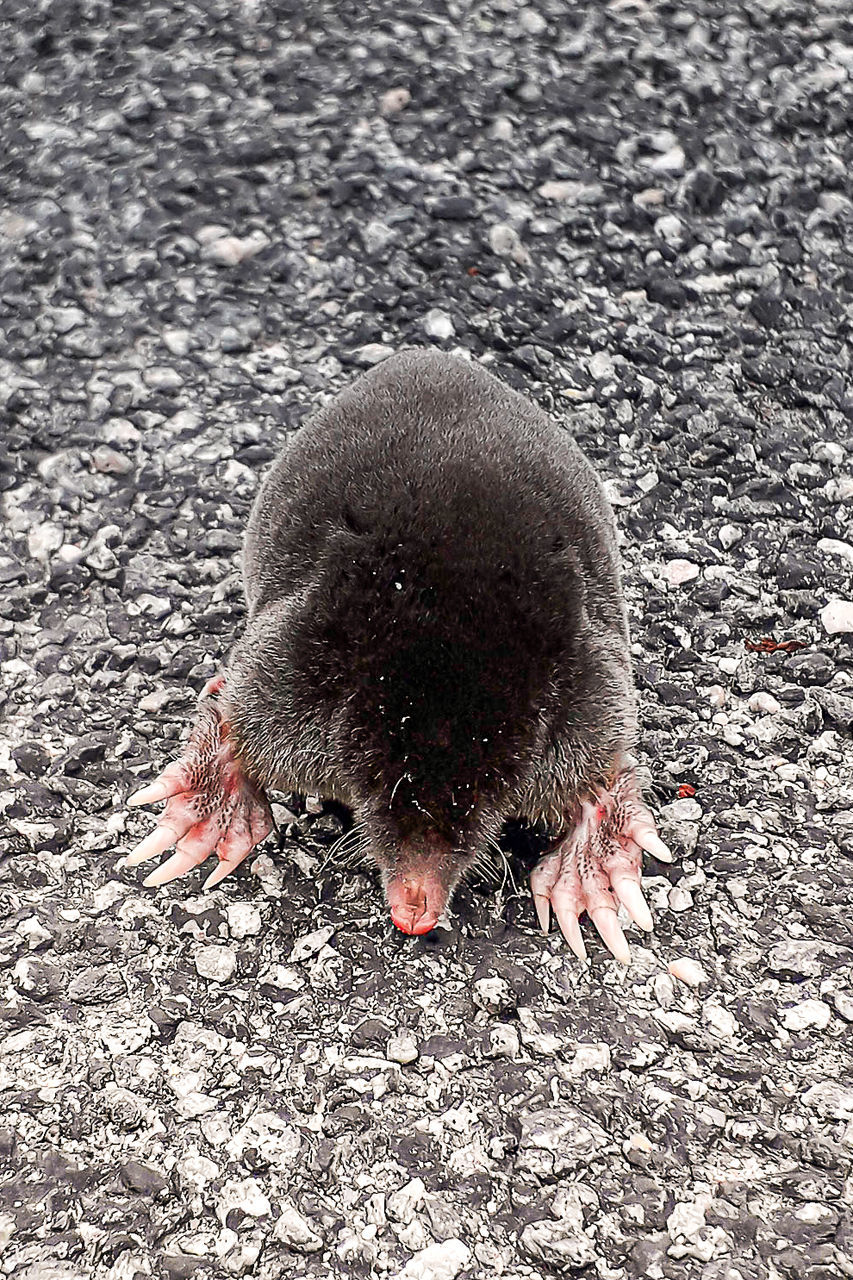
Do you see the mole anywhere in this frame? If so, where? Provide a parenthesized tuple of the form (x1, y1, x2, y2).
(126, 349, 671, 963)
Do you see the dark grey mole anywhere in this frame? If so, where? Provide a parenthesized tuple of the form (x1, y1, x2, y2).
(128, 349, 669, 956)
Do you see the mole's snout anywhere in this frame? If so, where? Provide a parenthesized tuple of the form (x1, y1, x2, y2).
(386, 871, 447, 936)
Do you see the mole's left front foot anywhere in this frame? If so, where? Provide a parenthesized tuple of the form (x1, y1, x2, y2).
(124, 676, 274, 890)
(530, 769, 672, 965)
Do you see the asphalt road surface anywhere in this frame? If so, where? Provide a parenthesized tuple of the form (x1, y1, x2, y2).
(1, 2, 852, 1278)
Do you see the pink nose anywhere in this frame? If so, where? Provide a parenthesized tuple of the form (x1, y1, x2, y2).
(390, 902, 440, 935)
(386, 874, 445, 936)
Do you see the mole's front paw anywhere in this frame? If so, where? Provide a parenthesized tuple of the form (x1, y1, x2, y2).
(529, 770, 672, 965)
(124, 677, 274, 890)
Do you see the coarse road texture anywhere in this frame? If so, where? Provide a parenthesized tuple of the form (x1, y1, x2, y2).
(1, 3, 852, 1279)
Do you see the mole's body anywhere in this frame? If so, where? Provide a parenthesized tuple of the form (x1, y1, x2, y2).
(127, 350, 670, 961)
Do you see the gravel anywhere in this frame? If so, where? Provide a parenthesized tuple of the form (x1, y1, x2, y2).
(1, 1, 852, 1278)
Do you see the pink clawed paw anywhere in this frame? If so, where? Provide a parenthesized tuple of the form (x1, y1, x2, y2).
(530, 771, 672, 965)
(125, 680, 273, 890)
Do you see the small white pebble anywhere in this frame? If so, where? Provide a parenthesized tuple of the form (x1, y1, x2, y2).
(703, 1000, 738, 1041)
(706, 684, 727, 709)
(361, 219, 397, 256)
(289, 925, 335, 962)
(668, 886, 694, 913)
(652, 973, 676, 1006)
(518, 7, 547, 34)
(537, 180, 582, 201)
(748, 691, 781, 715)
(817, 538, 853, 566)
(143, 365, 183, 390)
(386, 1034, 419, 1064)
(27, 522, 65, 562)
(490, 117, 513, 141)
(52, 306, 86, 332)
(668, 957, 709, 987)
(569, 1042, 611, 1074)
(473, 976, 511, 1011)
(355, 342, 396, 366)
(661, 797, 702, 822)
(718, 523, 742, 550)
(488, 222, 528, 263)
(821, 599, 853, 634)
(102, 418, 141, 447)
(588, 350, 616, 381)
(135, 594, 172, 619)
(395, 1239, 471, 1280)
(380, 86, 411, 115)
(781, 999, 832, 1032)
(226, 903, 262, 939)
(388, 1178, 426, 1226)
(177, 1153, 219, 1188)
(423, 309, 455, 340)
(274, 1204, 323, 1251)
(634, 187, 665, 208)
(194, 945, 237, 982)
(654, 213, 684, 244)
(663, 559, 700, 586)
(218, 1177, 272, 1219)
(648, 144, 686, 175)
(92, 445, 133, 475)
(202, 231, 270, 266)
(162, 328, 192, 356)
(825, 476, 853, 502)
(196, 223, 229, 245)
(257, 963, 303, 991)
(138, 688, 179, 713)
(812, 440, 844, 466)
(486, 1025, 520, 1059)
(832, 991, 853, 1021)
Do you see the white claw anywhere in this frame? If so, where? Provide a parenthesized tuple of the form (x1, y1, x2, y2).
(202, 858, 240, 890)
(612, 877, 654, 932)
(634, 828, 673, 863)
(203, 860, 245, 890)
(127, 769, 188, 806)
(553, 903, 588, 962)
(142, 848, 202, 888)
(590, 907, 631, 966)
(533, 893, 551, 934)
(201, 866, 227, 890)
(127, 780, 170, 807)
(125, 822, 186, 867)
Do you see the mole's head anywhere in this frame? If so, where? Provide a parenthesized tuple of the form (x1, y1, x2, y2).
(356, 782, 505, 936)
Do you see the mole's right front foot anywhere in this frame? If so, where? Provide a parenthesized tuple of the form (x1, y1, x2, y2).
(125, 677, 274, 890)
(530, 769, 672, 966)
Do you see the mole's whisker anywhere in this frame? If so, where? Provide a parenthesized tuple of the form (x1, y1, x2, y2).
(317, 822, 368, 873)
(335, 838, 373, 870)
(484, 836, 518, 893)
